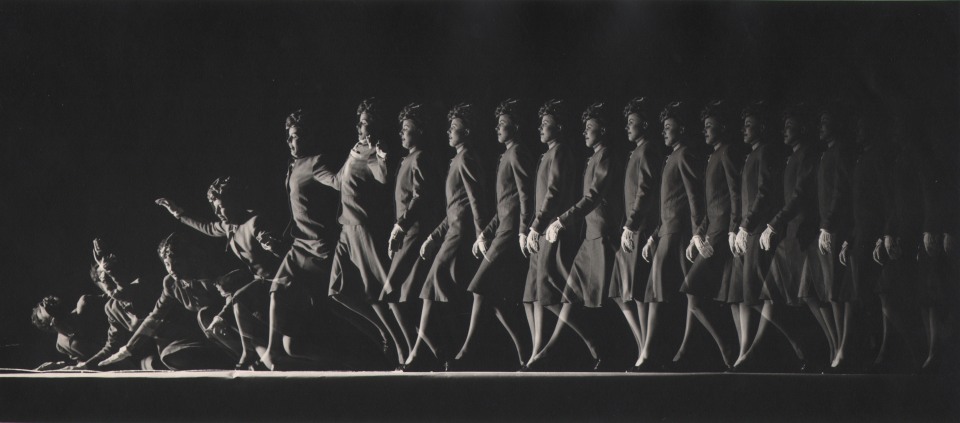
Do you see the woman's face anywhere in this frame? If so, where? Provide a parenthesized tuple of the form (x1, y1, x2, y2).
(703, 116, 723, 146)
(742, 116, 764, 145)
(286, 125, 302, 157)
(625, 113, 645, 143)
(447, 117, 469, 148)
(357, 111, 374, 145)
(211, 198, 243, 225)
(496, 114, 516, 144)
(400, 119, 419, 150)
(583, 118, 604, 149)
(783, 117, 802, 147)
(663, 118, 683, 148)
(819, 113, 833, 142)
(539, 114, 561, 144)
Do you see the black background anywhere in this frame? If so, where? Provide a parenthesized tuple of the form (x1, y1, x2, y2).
(1, 1, 957, 368)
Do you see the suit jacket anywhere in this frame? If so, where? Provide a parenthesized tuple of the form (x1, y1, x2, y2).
(657, 143, 706, 238)
(768, 141, 821, 246)
(482, 141, 536, 238)
(178, 213, 282, 280)
(286, 154, 340, 250)
(318, 143, 392, 227)
(530, 141, 583, 234)
(740, 140, 785, 233)
(623, 139, 664, 241)
(696, 142, 745, 239)
(852, 145, 891, 241)
(884, 147, 937, 241)
(558, 143, 624, 240)
(431, 145, 490, 240)
(394, 148, 444, 232)
(817, 140, 856, 240)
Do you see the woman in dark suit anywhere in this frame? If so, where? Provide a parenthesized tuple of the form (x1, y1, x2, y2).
(673, 100, 743, 370)
(382, 103, 446, 368)
(611, 97, 663, 369)
(636, 101, 706, 371)
(525, 102, 623, 371)
(455, 99, 535, 369)
(404, 103, 490, 370)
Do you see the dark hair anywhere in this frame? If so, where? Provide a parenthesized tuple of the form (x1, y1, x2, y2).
(447, 102, 476, 129)
(356, 97, 381, 119)
(700, 99, 733, 124)
(623, 97, 653, 123)
(31, 296, 68, 332)
(398, 102, 427, 128)
(495, 98, 523, 127)
(538, 99, 568, 122)
(206, 176, 244, 205)
(818, 100, 853, 140)
(782, 102, 816, 129)
(157, 232, 204, 261)
(581, 101, 609, 126)
(740, 100, 770, 123)
(659, 101, 692, 128)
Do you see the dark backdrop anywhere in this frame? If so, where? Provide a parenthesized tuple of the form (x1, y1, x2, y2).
(1, 1, 957, 368)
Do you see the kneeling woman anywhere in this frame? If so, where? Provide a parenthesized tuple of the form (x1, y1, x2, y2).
(99, 233, 240, 370)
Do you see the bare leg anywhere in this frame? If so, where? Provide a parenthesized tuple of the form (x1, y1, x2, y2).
(805, 298, 837, 361)
(528, 303, 599, 365)
(922, 307, 940, 369)
(875, 296, 891, 365)
(388, 302, 415, 354)
(523, 302, 536, 355)
(730, 304, 742, 353)
(492, 303, 530, 364)
(832, 302, 854, 367)
(528, 304, 545, 363)
(371, 302, 406, 364)
(734, 303, 755, 366)
(617, 301, 643, 364)
(264, 292, 286, 370)
(745, 301, 805, 361)
(406, 299, 449, 365)
(831, 302, 844, 345)
(673, 297, 697, 362)
(638, 302, 666, 365)
(687, 295, 735, 366)
(456, 293, 486, 359)
(635, 301, 648, 356)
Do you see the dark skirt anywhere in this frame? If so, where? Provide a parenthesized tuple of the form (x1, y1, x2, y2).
(272, 238, 333, 294)
(271, 238, 332, 336)
(529, 231, 581, 306)
(562, 237, 616, 308)
(610, 231, 651, 302)
(329, 225, 389, 301)
(682, 234, 732, 299)
(468, 230, 528, 303)
(644, 232, 691, 303)
(716, 250, 744, 304)
(918, 247, 959, 307)
(741, 233, 772, 306)
(420, 230, 478, 304)
(838, 235, 881, 302)
(761, 237, 816, 306)
(382, 223, 433, 302)
(877, 239, 919, 297)
(816, 234, 845, 302)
